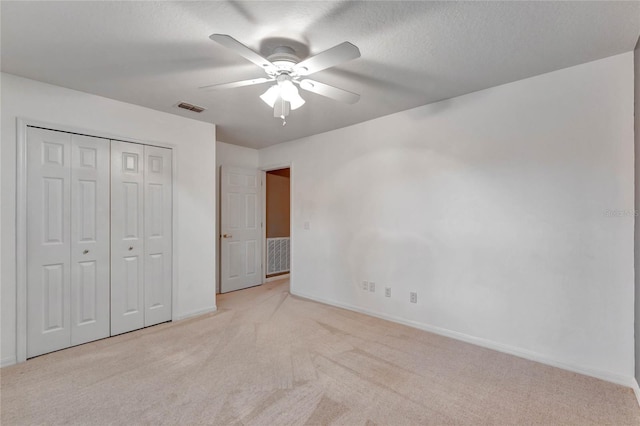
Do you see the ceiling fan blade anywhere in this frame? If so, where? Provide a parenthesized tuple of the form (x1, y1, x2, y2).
(199, 77, 274, 91)
(298, 79, 360, 104)
(209, 34, 276, 73)
(294, 42, 360, 76)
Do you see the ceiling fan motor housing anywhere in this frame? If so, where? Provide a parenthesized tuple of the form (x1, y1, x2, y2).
(267, 46, 301, 73)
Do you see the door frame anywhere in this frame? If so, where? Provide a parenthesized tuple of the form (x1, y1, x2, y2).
(15, 117, 178, 363)
(261, 162, 294, 285)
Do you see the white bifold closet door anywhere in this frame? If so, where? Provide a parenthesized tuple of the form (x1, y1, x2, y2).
(27, 127, 110, 358)
(110, 141, 145, 335)
(111, 141, 172, 336)
(143, 146, 173, 327)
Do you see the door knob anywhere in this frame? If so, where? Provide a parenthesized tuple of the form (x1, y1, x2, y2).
(83, 249, 89, 255)
(222, 234, 232, 238)
(128, 246, 133, 251)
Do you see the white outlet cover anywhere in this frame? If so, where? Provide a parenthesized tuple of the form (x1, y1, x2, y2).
(369, 282, 375, 292)
(362, 281, 368, 290)
(385, 288, 391, 297)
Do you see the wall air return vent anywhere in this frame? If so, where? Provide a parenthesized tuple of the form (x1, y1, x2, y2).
(176, 102, 206, 113)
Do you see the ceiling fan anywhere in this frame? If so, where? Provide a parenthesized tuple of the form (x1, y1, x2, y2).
(201, 34, 361, 125)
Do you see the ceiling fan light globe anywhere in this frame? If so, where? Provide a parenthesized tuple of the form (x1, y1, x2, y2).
(289, 92, 306, 110)
(279, 79, 299, 102)
(260, 85, 280, 108)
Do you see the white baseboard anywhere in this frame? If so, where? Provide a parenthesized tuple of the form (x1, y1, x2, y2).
(173, 305, 217, 321)
(290, 289, 636, 390)
(632, 379, 640, 408)
(1, 356, 17, 368)
(264, 273, 290, 283)
(2, 307, 219, 368)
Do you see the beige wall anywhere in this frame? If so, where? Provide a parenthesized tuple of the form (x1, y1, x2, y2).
(266, 169, 290, 238)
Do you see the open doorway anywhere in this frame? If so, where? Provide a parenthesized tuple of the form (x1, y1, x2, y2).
(264, 168, 290, 281)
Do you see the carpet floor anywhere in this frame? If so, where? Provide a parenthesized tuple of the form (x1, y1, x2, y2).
(1, 279, 639, 425)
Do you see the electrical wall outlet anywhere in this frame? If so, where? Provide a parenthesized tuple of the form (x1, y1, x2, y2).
(369, 282, 375, 292)
(385, 287, 391, 297)
(362, 281, 368, 291)
(410, 292, 417, 303)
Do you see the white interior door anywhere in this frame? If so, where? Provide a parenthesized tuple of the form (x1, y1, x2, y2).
(144, 145, 172, 326)
(27, 127, 72, 357)
(221, 166, 262, 293)
(111, 140, 145, 335)
(70, 134, 110, 345)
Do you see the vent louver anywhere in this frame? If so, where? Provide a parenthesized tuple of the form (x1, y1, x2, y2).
(177, 102, 206, 113)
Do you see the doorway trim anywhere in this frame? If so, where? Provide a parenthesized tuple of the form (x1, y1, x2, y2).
(260, 162, 294, 287)
(15, 117, 179, 364)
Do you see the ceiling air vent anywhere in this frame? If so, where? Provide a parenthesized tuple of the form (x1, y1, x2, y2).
(176, 102, 206, 113)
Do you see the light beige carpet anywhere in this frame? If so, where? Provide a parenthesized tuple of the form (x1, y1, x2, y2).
(2, 279, 639, 425)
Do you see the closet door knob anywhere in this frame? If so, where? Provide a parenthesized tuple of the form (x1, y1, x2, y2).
(83, 249, 89, 255)
(128, 246, 133, 251)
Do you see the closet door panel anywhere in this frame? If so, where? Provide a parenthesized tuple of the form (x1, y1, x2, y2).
(26, 127, 72, 357)
(70, 135, 110, 345)
(144, 146, 172, 326)
(111, 141, 145, 335)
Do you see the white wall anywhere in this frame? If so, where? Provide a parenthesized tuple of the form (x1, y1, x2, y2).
(1, 73, 218, 366)
(215, 141, 259, 292)
(217, 141, 259, 170)
(260, 53, 635, 385)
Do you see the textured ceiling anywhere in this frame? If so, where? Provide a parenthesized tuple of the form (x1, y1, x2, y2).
(2, 1, 639, 149)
